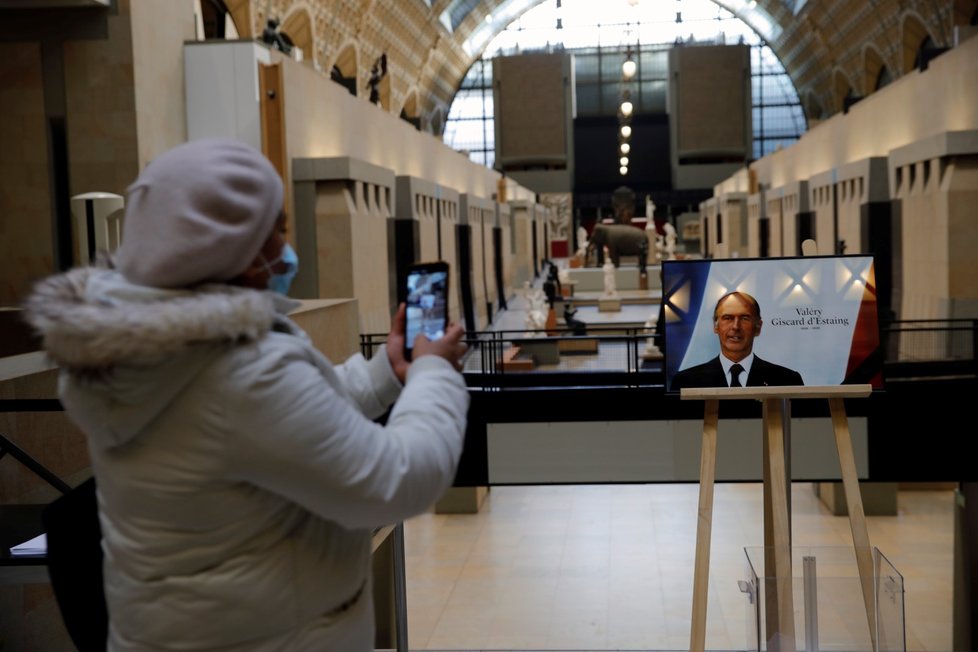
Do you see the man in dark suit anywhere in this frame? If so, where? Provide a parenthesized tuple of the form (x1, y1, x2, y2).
(671, 291, 804, 390)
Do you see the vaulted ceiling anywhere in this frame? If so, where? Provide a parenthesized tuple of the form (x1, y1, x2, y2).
(230, 0, 977, 132)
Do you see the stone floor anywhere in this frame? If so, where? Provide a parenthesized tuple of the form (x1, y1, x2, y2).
(403, 483, 954, 651)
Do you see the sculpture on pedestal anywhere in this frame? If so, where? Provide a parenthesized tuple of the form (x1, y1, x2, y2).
(643, 307, 664, 359)
(563, 302, 587, 335)
(663, 222, 678, 260)
(646, 219, 658, 265)
(523, 281, 548, 335)
(576, 226, 589, 260)
(544, 260, 562, 299)
(589, 223, 648, 271)
(368, 53, 387, 105)
(602, 247, 618, 298)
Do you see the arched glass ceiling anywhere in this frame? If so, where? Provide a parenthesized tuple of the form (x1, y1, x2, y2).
(445, 0, 805, 168)
(462, 0, 782, 57)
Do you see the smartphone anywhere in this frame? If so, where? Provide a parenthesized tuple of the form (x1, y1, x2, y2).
(403, 261, 450, 361)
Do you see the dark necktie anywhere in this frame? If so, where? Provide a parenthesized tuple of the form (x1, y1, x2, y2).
(730, 363, 744, 387)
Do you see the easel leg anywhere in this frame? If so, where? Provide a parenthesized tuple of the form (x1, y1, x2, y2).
(764, 399, 796, 652)
(829, 397, 877, 650)
(690, 399, 719, 652)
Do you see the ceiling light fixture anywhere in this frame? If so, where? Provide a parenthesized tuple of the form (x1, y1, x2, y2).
(622, 52, 636, 79)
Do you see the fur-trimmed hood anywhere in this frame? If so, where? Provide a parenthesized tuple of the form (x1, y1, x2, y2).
(23, 266, 299, 450)
(24, 267, 286, 370)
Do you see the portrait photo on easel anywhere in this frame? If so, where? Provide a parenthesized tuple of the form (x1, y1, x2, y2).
(661, 255, 884, 393)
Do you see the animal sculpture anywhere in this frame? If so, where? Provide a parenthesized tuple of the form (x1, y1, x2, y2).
(588, 223, 649, 269)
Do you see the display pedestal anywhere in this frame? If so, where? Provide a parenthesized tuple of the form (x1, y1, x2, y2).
(545, 308, 558, 335)
(435, 487, 489, 514)
(557, 338, 599, 354)
(682, 385, 875, 652)
(498, 346, 534, 371)
(743, 545, 904, 652)
(598, 297, 622, 312)
(641, 346, 663, 361)
(550, 239, 569, 258)
(815, 481, 898, 516)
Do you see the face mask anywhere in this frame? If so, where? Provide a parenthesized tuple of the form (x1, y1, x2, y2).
(261, 243, 299, 295)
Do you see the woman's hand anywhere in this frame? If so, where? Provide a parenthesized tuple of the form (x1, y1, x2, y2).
(411, 321, 467, 372)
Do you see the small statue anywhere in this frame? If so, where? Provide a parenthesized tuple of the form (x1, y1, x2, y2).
(643, 308, 663, 359)
(545, 260, 562, 297)
(563, 302, 587, 336)
(261, 18, 294, 55)
(663, 222, 678, 260)
(645, 194, 655, 220)
(368, 53, 387, 105)
(576, 226, 589, 259)
(542, 278, 558, 308)
(557, 267, 570, 288)
(602, 246, 618, 298)
(523, 281, 548, 336)
(646, 219, 659, 264)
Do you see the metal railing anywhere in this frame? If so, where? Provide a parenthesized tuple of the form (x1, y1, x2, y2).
(362, 319, 978, 388)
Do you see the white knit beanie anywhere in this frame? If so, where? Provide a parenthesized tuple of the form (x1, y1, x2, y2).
(115, 138, 284, 288)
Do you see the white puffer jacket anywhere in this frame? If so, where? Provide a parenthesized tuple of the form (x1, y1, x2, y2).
(25, 267, 470, 651)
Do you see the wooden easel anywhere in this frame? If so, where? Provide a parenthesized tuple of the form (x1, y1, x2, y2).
(686, 241, 878, 652)
(684, 386, 875, 652)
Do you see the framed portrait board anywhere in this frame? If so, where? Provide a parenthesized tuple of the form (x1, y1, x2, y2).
(662, 255, 883, 393)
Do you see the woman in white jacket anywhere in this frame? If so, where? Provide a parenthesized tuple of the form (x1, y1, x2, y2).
(24, 138, 470, 651)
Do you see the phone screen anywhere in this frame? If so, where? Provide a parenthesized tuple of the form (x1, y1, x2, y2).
(404, 263, 449, 360)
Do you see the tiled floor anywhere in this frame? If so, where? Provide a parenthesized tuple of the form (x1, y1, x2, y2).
(403, 483, 954, 651)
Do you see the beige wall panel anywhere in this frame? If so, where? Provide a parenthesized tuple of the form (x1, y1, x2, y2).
(314, 181, 356, 301)
(418, 196, 438, 264)
(483, 209, 497, 315)
(63, 5, 139, 199)
(0, 44, 52, 306)
(511, 204, 533, 288)
(130, 0, 194, 166)
(718, 196, 747, 258)
(479, 209, 497, 322)
(279, 55, 500, 209)
(766, 196, 784, 257)
(747, 194, 762, 258)
(810, 182, 835, 254)
(440, 201, 460, 325)
(469, 207, 487, 329)
(752, 35, 978, 190)
(699, 198, 717, 257)
(352, 180, 392, 335)
(837, 177, 864, 253)
(288, 299, 360, 362)
(535, 206, 548, 266)
(944, 157, 978, 300)
(896, 160, 947, 320)
(780, 185, 808, 257)
(499, 206, 513, 300)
